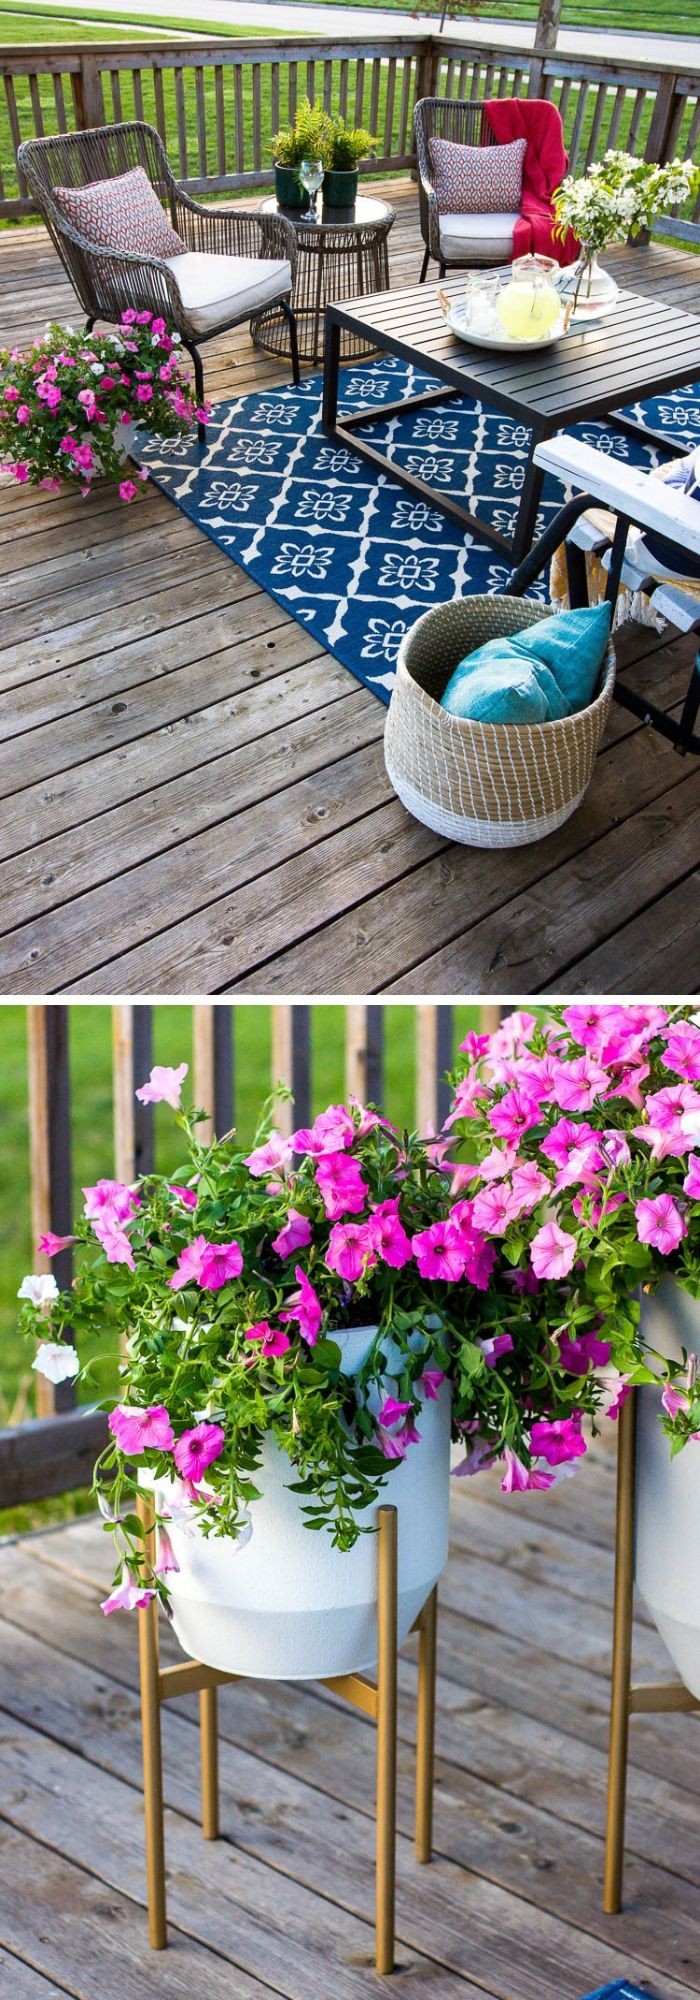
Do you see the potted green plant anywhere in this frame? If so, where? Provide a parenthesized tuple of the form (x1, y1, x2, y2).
(0, 312, 205, 501)
(269, 96, 332, 210)
(443, 1003, 700, 1696)
(323, 115, 377, 209)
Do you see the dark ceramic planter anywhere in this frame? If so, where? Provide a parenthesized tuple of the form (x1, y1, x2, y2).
(323, 167, 359, 209)
(274, 164, 304, 209)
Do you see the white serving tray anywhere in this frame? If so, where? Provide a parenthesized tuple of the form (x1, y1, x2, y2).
(446, 298, 569, 352)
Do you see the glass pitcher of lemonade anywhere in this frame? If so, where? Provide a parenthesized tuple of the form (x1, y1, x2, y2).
(496, 253, 562, 342)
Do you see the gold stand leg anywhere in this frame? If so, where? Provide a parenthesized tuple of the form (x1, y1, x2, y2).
(604, 1387, 637, 1915)
(375, 1504, 398, 1976)
(136, 1493, 167, 1949)
(415, 1586, 437, 1864)
(200, 1685, 219, 1840)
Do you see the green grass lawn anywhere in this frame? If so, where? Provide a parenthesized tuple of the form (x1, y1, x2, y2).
(1, 0, 697, 233)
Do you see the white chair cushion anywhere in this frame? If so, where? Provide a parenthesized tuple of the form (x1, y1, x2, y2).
(438, 211, 518, 265)
(164, 251, 292, 334)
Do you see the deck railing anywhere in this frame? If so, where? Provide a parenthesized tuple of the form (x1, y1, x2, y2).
(0, 1001, 498, 1511)
(0, 32, 698, 234)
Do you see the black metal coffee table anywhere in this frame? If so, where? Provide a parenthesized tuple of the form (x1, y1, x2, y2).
(321, 273, 700, 560)
(253, 194, 394, 366)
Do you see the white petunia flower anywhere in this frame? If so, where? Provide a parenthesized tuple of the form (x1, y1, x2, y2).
(18, 1273, 59, 1309)
(32, 1340, 80, 1383)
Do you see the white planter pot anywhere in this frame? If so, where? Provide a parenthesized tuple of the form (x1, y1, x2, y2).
(636, 1278, 700, 1696)
(149, 1324, 451, 1681)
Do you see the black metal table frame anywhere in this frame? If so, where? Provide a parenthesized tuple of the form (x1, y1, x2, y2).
(253, 198, 394, 368)
(321, 298, 695, 564)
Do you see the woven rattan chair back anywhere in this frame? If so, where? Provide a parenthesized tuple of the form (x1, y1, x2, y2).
(18, 122, 179, 321)
(413, 98, 494, 273)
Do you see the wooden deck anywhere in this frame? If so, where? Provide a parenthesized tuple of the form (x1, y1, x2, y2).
(1, 185, 700, 996)
(2, 1436, 700, 2000)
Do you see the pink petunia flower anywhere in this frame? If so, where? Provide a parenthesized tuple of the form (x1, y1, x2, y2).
(135, 1062, 188, 1109)
(83, 1179, 141, 1224)
(168, 1236, 208, 1290)
(119, 480, 138, 503)
(472, 1180, 519, 1237)
(168, 1184, 199, 1211)
(245, 1131, 293, 1177)
(509, 1160, 552, 1217)
(271, 1208, 312, 1258)
(198, 1240, 243, 1291)
(489, 1088, 542, 1144)
(173, 1421, 225, 1480)
(326, 1219, 376, 1283)
(36, 1231, 76, 1256)
(279, 1266, 323, 1346)
(291, 1104, 355, 1155)
(452, 1433, 496, 1477)
(412, 1220, 465, 1282)
(109, 1404, 175, 1454)
(419, 1369, 444, 1401)
(662, 1025, 700, 1083)
(92, 1215, 136, 1268)
(367, 1198, 413, 1269)
(377, 1413, 422, 1460)
(661, 1383, 690, 1419)
(556, 1328, 608, 1376)
(154, 1526, 180, 1576)
(245, 1319, 291, 1359)
(530, 1415, 587, 1466)
(552, 1056, 610, 1113)
(635, 1194, 687, 1255)
(683, 1155, 700, 1200)
(314, 1151, 368, 1220)
(378, 1396, 413, 1428)
(101, 1571, 155, 1615)
(15, 404, 30, 424)
(478, 1333, 514, 1367)
(530, 1222, 577, 1280)
(500, 1448, 555, 1492)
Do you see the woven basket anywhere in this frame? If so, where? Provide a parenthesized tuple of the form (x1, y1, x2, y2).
(384, 596, 616, 849)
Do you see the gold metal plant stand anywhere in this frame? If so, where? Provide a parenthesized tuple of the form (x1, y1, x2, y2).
(604, 1388, 700, 1914)
(136, 1496, 438, 1975)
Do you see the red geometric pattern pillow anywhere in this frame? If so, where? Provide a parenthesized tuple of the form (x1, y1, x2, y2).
(428, 136, 527, 215)
(53, 166, 186, 259)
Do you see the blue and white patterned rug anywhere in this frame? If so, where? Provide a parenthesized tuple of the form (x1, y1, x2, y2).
(135, 360, 700, 707)
(583, 1986, 661, 1998)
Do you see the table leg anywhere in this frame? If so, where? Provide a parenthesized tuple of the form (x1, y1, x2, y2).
(322, 314, 341, 436)
(512, 440, 546, 563)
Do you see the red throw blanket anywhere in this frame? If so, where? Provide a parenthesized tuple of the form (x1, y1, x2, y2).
(484, 96, 579, 266)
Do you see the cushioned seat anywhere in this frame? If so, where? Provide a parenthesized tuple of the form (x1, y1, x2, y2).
(165, 250, 292, 335)
(438, 211, 519, 264)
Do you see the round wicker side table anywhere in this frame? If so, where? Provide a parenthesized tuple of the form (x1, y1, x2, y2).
(252, 194, 395, 365)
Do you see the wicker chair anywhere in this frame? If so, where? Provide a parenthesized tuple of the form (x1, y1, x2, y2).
(17, 121, 300, 437)
(414, 97, 519, 281)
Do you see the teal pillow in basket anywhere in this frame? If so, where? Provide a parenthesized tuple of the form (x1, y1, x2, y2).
(441, 603, 612, 724)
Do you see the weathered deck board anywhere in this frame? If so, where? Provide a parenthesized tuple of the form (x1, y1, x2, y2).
(2, 1439, 700, 2000)
(1, 191, 700, 994)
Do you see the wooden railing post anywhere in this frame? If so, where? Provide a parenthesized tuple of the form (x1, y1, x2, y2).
(73, 51, 106, 131)
(113, 1004, 154, 1184)
(193, 1005, 234, 1144)
(528, 0, 562, 97)
(644, 68, 685, 165)
(345, 1005, 384, 1108)
(271, 1005, 311, 1135)
(416, 1005, 453, 1136)
(27, 1004, 74, 1417)
(414, 36, 441, 109)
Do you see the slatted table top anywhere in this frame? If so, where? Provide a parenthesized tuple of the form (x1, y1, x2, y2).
(326, 276, 700, 425)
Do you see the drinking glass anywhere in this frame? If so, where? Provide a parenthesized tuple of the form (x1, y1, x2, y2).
(299, 157, 324, 223)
